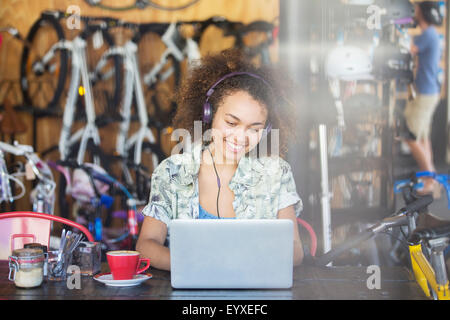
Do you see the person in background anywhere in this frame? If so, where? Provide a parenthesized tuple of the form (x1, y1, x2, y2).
(136, 49, 303, 270)
(403, 1, 442, 196)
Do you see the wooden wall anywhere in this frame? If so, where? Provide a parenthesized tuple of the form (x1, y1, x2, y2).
(0, 0, 279, 212)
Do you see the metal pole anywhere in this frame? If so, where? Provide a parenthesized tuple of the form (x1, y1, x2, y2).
(319, 124, 332, 262)
(446, 0, 450, 163)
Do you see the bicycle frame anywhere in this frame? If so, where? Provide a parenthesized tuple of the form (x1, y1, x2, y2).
(409, 240, 449, 300)
(51, 36, 101, 165)
(84, 0, 201, 12)
(121, 40, 158, 167)
(50, 159, 139, 246)
(97, 39, 158, 171)
(392, 180, 450, 299)
(0, 141, 56, 214)
(141, 22, 198, 88)
(0, 149, 15, 204)
(26, 13, 108, 164)
(27, 152, 56, 214)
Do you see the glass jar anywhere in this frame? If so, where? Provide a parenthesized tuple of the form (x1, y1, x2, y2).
(24, 243, 48, 277)
(8, 248, 45, 288)
(72, 241, 101, 276)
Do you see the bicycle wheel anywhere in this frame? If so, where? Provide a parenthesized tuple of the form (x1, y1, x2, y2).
(137, 25, 182, 129)
(238, 21, 275, 66)
(196, 20, 237, 57)
(20, 14, 68, 112)
(126, 140, 165, 201)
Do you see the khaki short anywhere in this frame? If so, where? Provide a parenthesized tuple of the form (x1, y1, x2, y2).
(403, 94, 440, 141)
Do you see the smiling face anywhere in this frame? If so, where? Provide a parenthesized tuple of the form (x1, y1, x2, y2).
(209, 90, 269, 165)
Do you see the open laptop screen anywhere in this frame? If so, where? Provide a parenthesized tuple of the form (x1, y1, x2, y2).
(169, 219, 293, 289)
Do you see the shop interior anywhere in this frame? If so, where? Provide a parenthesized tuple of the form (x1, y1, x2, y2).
(0, 0, 449, 300)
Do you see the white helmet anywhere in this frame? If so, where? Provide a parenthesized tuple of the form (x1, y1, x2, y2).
(325, 45, 373, 81)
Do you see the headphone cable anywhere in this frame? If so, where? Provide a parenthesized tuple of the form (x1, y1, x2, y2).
(207, 145, 221, 219)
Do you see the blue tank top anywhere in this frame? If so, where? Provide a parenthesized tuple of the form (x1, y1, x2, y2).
(414, 26, 441, 95)
(198, 204, 236, 219)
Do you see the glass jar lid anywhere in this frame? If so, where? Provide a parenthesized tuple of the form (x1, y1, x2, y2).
(10, 248, 45, 264)
(24, 243, 48, 253)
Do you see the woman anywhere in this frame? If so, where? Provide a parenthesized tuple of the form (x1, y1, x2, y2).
(136, 49, 303, 271)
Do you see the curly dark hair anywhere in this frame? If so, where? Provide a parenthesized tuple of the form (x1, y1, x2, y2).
(172, 49, 298, 157)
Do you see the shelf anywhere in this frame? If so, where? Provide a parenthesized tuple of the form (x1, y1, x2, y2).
(327, 156, 391, 176)
(330, 206, 394, 227)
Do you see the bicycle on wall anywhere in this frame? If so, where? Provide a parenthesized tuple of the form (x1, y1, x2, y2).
(0, 27, 27, 108)
(110, 17, 277, 198)
(85, 17, 207, 202)
(19, 11, 123, 117)
(190, 16, 278, 67)
(0, 141, 56, 215)
(83, 0, 201, 12)
(20, 11, 124, 165)
(10, 11, 280, 218)
(48, 158, 142, 253)
(17, 11, 124, 220)
(16, 13, 187, 218)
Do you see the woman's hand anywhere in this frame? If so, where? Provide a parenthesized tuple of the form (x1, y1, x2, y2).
(136, 217, 171, 271)
(277, 206, 304, 266)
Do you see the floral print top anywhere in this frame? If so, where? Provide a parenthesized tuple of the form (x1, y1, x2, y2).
(141, 142, 303, 240)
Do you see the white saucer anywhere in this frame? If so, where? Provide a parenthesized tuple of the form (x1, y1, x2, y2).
(93, 273, 152, 287)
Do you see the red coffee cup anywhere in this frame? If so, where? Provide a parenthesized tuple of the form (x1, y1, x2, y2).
(106, 251, 150, 280)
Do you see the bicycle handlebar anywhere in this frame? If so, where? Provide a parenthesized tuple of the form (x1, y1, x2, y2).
(314, 229, 374, 267)
(398, 194, 434, 215)
(0, 141, 54, 189)
(395, 171, 450, 209)
(314, 195, 434, 266)
(0, 141, 34, 156)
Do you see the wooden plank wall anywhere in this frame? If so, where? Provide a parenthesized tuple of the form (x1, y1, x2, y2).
(0, 0, 279, 212)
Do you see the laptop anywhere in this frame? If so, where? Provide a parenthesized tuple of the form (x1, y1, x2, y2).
(169, 219, 294, 289)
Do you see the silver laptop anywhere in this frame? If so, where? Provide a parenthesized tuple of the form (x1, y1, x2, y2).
(169, 219, 294, 289)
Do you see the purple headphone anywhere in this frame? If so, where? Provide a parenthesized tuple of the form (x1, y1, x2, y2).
(202, 71, 272, 134)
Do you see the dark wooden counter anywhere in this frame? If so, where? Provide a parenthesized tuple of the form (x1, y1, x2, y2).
(0, 261, 427, 300)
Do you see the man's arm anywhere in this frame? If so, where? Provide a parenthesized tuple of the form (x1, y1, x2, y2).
(411, 43, 419, 55)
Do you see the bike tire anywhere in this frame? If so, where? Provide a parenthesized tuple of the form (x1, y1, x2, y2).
(57, 170, 71, 219)
(20, 14, 68, 112)
(126, 140, 165, 201)
(238, 20, 275, 66)
(136, 27, 182, 129)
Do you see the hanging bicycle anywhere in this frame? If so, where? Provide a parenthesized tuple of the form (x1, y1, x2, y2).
(20, 10, 123, 122)
(83, 0, 201, 12)
(0, 141, 56, 214)
(48, 159, 141, 252)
